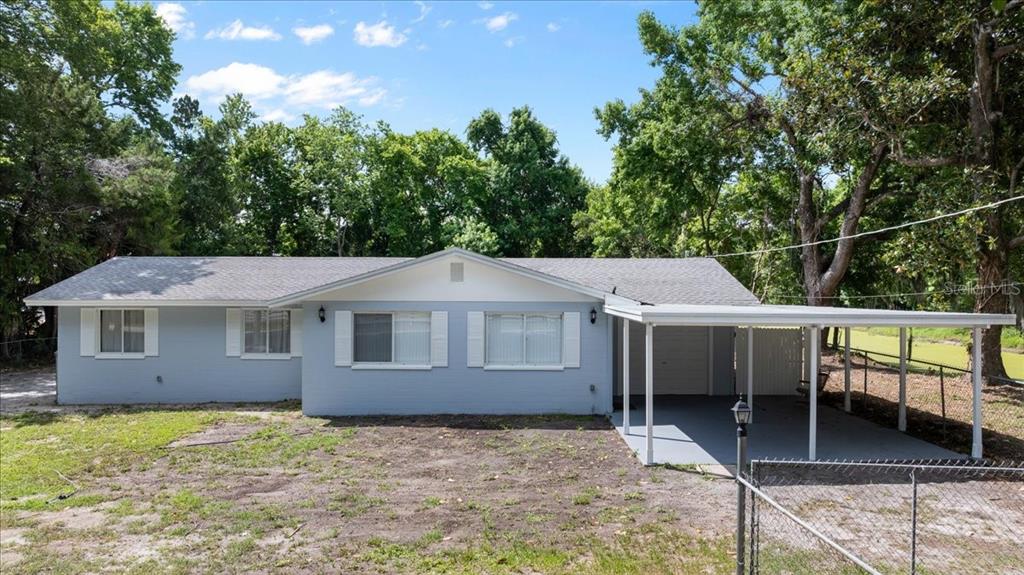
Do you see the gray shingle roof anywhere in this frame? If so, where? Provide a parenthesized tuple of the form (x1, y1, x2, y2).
(505, 258, 759, 305)
(25, 254, 759, 306)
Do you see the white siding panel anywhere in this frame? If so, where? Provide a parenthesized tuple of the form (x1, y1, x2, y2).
(562, 312, 581, 368)
(736, 328, 802, 395)
(467, 311, 484, 367)
(144, 308, 159, 356)
(80, 308, 97, 356)
(334, 310, 352, 366)
(225, 309, 241, 357)
(290, 309, 303, 357)
(430, 311, 448, 367)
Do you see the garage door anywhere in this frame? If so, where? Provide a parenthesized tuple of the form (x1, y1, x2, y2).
(623, 325, 708, 395)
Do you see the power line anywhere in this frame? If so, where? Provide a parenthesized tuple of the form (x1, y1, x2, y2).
(768, 282, 1022, 301)
(709, 195, 1023, 259)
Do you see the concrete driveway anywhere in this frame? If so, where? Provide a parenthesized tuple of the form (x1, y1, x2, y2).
(0, 368, 57, 414)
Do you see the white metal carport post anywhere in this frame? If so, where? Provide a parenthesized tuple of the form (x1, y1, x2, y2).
(972, 327, 983, 459)
(843, 327, 852, 412)
(746, 326, 754, 422)
(809, 326, 820, 460)
(645, 322, 654, 465)
(622, 319, 630, 436)
(898, 327, 907, 432)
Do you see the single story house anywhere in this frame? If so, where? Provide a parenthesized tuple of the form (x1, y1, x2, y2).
(24, 247, 1014, 462)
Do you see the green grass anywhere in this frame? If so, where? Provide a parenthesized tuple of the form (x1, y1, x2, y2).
(353, 527, 732, 575)
(841, 329, 1024, 380)
(856, 326, 1023, 350)
(0, 409, 225, 509)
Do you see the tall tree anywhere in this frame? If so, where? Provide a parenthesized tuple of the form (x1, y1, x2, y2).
(467, 107, 590, 257)
(0, 0, 178, 356)
(856, 0, 1023, 380)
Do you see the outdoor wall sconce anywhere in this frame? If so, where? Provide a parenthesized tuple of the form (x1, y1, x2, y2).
(318, 305, 326, 323)
(590, 308, 597, 324)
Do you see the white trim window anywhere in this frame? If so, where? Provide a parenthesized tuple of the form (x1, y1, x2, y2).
(98, 309, 145, 357)
(242, 309, 291, 357)
(485, 312, 562, 368)
(353, 312, 431, 366)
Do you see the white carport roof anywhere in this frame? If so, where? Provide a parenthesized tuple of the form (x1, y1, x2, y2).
(604, 303, 1016, 328)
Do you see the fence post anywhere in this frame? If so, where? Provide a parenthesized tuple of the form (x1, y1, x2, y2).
(863, 357, 868, 410)
(939, 367, 946, 440)
(910, 469, 918, 575)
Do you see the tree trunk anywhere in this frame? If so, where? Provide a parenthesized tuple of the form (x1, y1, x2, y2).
(969, 15, 1011, 383)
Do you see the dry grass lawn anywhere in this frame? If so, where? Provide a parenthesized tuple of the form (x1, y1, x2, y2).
(0, 404, 737, 574)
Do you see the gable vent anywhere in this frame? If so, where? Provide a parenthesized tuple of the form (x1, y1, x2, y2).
(450, 262, 464, 282)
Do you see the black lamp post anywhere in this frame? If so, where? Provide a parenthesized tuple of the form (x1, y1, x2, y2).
(732, 396, 752, 575)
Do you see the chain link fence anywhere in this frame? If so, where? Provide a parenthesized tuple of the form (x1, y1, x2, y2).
(738, 459, 1024, 575)
(817, 349, 1024, 460)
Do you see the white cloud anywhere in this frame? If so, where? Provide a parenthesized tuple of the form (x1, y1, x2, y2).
(155, 3, 195, 39)
(183, 63, 387, 113)
(205, 20, 282, 41)
(260, 108, 295, 123)
(411, 1, 431, 24)
(478, 1, 494, 9)
(184, 62, 285, 101)
(416, 43, 429, 51)
(437, 19, 454, 29)
(283, 70, 379, 108)
(546, 22, 560, 32)
(353, 20, 407, 47)
(504, 36, 524, 48)
(293, 23, 334, 45)
(358, 89, 387, 107)
(483, 12, 517, 32)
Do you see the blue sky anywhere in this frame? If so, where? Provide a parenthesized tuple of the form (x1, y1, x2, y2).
(154, 1, 699, 183)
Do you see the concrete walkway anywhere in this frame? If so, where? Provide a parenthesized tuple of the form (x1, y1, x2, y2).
(611, 395, 961, 465)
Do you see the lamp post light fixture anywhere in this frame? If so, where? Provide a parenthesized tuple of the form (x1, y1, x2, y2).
(318, 305, 326, 323)
(732, 396, 752, 575)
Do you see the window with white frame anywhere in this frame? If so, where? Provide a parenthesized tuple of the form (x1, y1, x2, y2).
(243, 309, 291, 355)
(99, 309, 145, 354)
(485, 313, 562, 366)
(354, 312, 430, 364)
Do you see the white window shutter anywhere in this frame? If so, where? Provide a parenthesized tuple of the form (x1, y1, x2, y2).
(335, 310, 352, 366)
(290, 309, 303, 358)
(562, 312, 581, 368)
(430, 311, 448, 367)
(225, 309, 241, 357)
(144, 308, 159, 356)
(80, 308, 97, 356)
(467, 311, 484, 367)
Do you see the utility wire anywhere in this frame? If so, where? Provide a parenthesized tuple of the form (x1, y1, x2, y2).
(708, 195, 1023, 259)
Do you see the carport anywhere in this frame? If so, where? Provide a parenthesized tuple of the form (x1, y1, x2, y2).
(604, 303, 1016, 465)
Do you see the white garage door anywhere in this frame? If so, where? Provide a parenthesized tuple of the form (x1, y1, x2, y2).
(625, 325, 708, 395)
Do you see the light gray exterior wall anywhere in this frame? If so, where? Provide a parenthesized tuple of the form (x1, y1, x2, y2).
(301, 301, 613, 416)
(56, 306, 301, 404)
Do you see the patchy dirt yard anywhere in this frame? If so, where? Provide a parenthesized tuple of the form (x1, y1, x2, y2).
(818, 350, 1024, 460)
(1, 403, 736, 574)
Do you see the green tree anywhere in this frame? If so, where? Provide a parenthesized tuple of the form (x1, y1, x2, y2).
(170, 94, 254, 255)
(467, 107, 590, 257)
(0, 0, 178, 357)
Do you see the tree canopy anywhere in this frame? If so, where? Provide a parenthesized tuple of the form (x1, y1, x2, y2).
(1, 0, 1020, 378)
